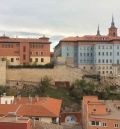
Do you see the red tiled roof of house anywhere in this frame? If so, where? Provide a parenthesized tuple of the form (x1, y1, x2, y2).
(0, 104, 20, 116)
(0, 36, 51, 43)
(0, 97, 62, 117)
(60, 35, 120, 42)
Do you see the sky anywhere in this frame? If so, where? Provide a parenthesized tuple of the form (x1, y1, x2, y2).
(1, 0, 120, 51)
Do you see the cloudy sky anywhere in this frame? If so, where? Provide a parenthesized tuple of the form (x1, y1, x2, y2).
(1, 0, 120, 51)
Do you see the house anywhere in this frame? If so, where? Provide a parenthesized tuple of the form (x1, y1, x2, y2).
(0, 96, 62, 124)
(82, 96, 120, 129)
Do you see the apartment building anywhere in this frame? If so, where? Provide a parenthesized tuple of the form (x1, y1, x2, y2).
(54, 17, 120, 77)
(82, 96, 120, 129)
(0, 36, 51, 65)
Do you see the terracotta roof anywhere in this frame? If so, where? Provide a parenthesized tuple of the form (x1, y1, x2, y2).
(0, 36, 50, 43)
(0, 104, 20, 116)
(0, 97, 62, 117)
(60, 35, 120, 42)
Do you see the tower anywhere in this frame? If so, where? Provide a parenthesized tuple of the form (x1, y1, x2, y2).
(96, 25, 101, 36)
(108, 15, 117, 37)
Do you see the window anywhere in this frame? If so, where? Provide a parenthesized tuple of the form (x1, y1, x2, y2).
(83, 66, 86, 69)
(41, 52, 43, 55)
(110, 66, 112, 69)
(110, 52, 112, 56)
(102, 52, 104, 56)
(98, 52, 100, 56)
(98, 59, 101, 63)
(90, 121, 100, 126)
(110, 46, 112, 49)
(41, 58, 44, 62)
(117, 60, 119, 64)
(67, 53, 69, 56)
(87, 53, 89, 56)
(114, 123, 119, 128)
(36, 52, 38, 55)
(90, 67, 93, 70)
(117, 52, 119, 56)
(98, 46, 100, 49)
(16, 58, 19, 60)
(102, 122, 107, 127)
(80, 53, 82, 56)
(110, 59, 112, 63)
(106, 52, 108, 56)
(106, 59, 108, 63)
(30, 58, 32, 62)
(91, 53, 93, 56)
(23, 46, 26, 52)
(102, 46, 104, 49)
(103, 71, 105, 74)
(11, 58, 14, 62)
(102, 59, 104, 63)
(110, 71, 112, 74)
(23, 55, 26, 60)
(35, 58, 38, 62)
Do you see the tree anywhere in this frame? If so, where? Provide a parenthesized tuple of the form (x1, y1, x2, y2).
(35, 76, 52, 96)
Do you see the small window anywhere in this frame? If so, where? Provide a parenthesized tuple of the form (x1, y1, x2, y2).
(106, 59, 108, 63)
(102, 59, 104, 63)
(67, 53, 69, 56)
(117, 60, 119, 64)
(30, 58, 32, 62)
(98, 52, 100, 56)
(35, 58, 38, 62)
(91, 121, 96, 126)
(90, 67, 93, 70)
(117, 52, 119, 56)
(23, 46, 26, 52)
(23, 55, 26, 60)
(114, 123, 119, 128)
(41, 58, 44, 62)
(98, 59, 101, 63)
(106, 52, 108, 56)
(102, 122, 107, 127)
(102, 52, 104, 56)
(41, 52, 43, 55)
(36, 52, 38, 55)
(11, 58, 14, 62)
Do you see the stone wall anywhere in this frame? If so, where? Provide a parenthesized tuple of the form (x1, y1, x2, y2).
(6, 65, 83, 83)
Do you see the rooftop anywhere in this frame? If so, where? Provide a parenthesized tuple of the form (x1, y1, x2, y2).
(0, 97, 62, 117)
(90, 100, 120, 120)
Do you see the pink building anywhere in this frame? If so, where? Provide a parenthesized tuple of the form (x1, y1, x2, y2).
(82, 96, 120, 129)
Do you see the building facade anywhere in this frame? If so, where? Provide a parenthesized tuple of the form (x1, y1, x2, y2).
(82, 96, 120, 129)
(54, 17, 120, 77)
(0, 36, 51, 65)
